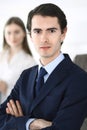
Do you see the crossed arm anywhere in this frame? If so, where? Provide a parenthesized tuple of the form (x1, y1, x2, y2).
(6, 100, 52, 130)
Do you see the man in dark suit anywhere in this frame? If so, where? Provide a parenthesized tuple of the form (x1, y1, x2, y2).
(0, 3, 87, 130)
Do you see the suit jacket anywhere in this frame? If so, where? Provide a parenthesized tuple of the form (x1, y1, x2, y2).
(0, 54, 87, 130)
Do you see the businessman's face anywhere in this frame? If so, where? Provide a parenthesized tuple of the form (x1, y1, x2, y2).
(30, 15, 67, 65)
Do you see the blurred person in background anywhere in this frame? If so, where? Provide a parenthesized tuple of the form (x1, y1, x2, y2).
(0, 17, 36, 103)
(74, 54, 87, 72)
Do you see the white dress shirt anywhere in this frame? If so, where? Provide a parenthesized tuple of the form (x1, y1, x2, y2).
(0, 50, 36, 103)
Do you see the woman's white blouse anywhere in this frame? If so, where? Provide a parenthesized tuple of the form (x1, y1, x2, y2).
(0, 50, 36, 103)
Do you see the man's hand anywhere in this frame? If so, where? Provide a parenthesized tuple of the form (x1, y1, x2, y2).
(30, 119, 52, 130)
(6, 100, 52, 129)
(6, 99, 23, 117)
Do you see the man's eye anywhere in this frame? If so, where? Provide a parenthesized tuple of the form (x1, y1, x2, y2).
(50, 29, 56, 33)
(34, 30, 40, 34)
(36, 30, 40, 33)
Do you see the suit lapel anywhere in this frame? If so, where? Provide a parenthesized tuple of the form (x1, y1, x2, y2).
(30, 54, 72, 113)
(27, 66, 38, 113)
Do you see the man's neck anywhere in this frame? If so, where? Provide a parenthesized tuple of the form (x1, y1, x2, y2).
(40, 52, 61, 66)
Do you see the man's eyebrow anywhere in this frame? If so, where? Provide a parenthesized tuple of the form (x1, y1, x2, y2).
(32, 28, 58, 31)
(33, 28, 42, 31)
(47, 28, 58, 31)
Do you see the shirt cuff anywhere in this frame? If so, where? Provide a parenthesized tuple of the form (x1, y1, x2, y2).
(26, 118, 36, 130)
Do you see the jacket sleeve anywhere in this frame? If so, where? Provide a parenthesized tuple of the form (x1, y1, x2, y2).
(0, 70, 30, 130)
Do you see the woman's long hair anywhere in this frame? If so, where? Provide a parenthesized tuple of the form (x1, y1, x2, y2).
(3, 17, 32, 55)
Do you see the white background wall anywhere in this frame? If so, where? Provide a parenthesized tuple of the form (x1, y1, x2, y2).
(0, 0, 87, 60)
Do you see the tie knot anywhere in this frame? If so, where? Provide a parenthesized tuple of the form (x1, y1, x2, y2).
(38, 67, 47, 79)
(35, 67, 47, 96)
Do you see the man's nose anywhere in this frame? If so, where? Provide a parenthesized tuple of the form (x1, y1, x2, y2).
(40, 32, 48, 43)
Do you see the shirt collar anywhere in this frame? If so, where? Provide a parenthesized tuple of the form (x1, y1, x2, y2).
(38, 53, 65, 75)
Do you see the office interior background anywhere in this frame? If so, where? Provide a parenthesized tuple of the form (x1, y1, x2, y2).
(0, 0, 87, 61)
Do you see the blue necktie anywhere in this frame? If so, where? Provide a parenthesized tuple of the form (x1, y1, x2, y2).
(36, 67, 47, 96)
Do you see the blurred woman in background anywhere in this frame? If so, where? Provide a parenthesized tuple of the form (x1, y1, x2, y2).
(0, 17, 36, 103)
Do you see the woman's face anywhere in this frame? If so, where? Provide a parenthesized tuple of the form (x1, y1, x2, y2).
(4, 23, 25, 48)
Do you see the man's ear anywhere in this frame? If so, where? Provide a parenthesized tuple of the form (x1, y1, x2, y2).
(61, 27, 67, 41)
(62, 27, 67, 34)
